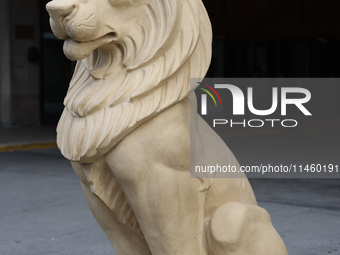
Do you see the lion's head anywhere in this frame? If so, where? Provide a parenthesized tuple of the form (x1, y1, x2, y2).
(46, 0, 212, 163)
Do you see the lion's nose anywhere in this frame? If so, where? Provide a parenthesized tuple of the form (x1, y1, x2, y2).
(46, 0, 78, 22)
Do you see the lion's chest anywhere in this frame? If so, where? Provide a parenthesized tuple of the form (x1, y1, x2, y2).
(104, 99, 191, 184)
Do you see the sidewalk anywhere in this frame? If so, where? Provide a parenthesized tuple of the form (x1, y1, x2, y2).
(0, 148, 113, 255)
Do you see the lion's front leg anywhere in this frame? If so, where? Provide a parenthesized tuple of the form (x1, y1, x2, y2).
(72, 162, 152, 255)
(104, 99, 208, 255)
(103, 158, 207, 255)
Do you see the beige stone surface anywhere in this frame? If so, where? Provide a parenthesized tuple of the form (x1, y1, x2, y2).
(46, 0, 288, 254)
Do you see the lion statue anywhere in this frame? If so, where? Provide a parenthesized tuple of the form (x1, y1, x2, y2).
(46, 0, 288, 254)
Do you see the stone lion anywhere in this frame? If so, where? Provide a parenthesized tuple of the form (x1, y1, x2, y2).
(46, 0, 288, 254)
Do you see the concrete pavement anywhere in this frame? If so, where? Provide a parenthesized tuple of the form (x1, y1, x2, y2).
(0, 148, 114, 255)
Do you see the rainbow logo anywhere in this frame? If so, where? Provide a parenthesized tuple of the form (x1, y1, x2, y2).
(197, 82, 223, 107)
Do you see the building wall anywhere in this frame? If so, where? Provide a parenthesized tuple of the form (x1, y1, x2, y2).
(0, 0, 41, 126)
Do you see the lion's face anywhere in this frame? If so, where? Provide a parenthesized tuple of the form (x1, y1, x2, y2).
(49, 0, 212, 162)
(46, 0, 180, 67)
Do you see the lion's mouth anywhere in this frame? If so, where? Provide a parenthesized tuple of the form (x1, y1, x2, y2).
(63, 33, 117, 61)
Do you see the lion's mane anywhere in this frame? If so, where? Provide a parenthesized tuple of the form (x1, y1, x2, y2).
(57, 0, 212, 163)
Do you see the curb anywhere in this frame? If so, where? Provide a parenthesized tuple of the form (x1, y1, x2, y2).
(0, 142, 58, 152)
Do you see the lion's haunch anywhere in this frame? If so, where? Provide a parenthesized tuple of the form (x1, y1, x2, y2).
(63, 35, 115, 61)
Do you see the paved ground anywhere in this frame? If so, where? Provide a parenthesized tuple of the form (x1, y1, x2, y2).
(0, 127, 339, 255)
(0, 148, 113, 255)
